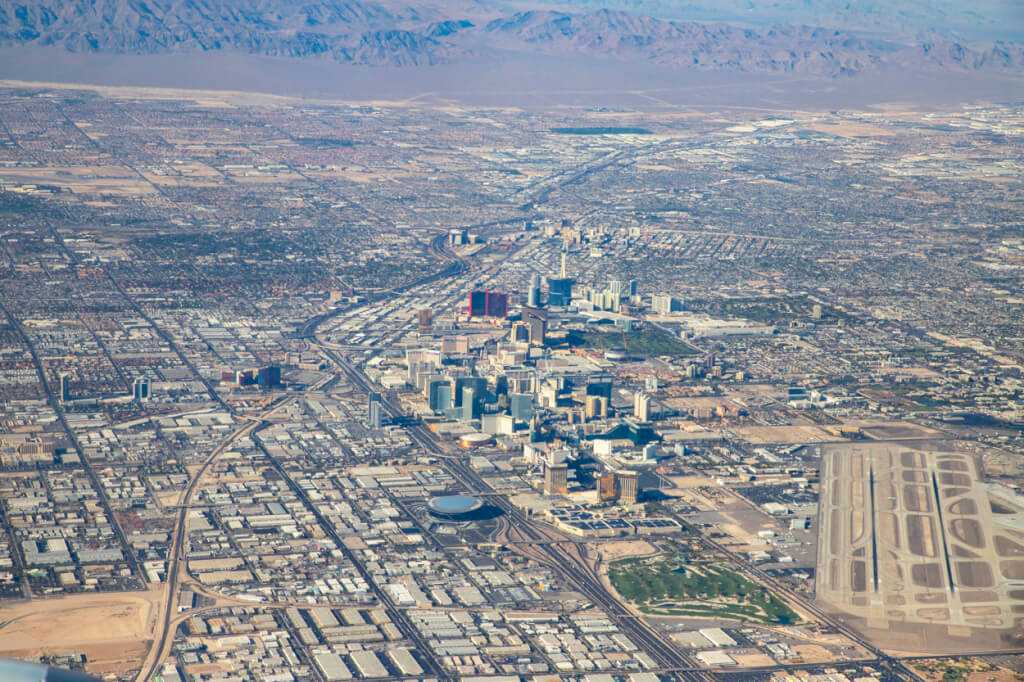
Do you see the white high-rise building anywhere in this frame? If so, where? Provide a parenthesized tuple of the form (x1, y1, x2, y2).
(652, 295, 677, 314)
(634, 391, 650, 422)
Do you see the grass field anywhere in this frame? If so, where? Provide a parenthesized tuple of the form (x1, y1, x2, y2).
(609, 555, 800, 624)
(565, 329, 698, 359)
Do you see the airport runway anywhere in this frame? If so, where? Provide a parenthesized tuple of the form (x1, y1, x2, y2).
(816, 442, 1024, 654)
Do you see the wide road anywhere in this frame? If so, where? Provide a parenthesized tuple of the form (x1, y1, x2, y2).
(1, 299, 151, 587)
(297, 231, 470, 339)
(136, 366, 336, 681)
(133, 231, 470, 679)
(253, 432, 450, 682)
(313, 343, 711, 679)
(135, 394, 295, 682)
(654, 502, 931, 681)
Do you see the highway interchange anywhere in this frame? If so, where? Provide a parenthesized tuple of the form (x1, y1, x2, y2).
(129, 224, 939, 682)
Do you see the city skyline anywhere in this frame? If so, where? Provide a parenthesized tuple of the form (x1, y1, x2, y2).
(0, 4, 1022, 680)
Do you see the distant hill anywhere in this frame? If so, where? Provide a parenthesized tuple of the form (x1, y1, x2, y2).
(0, 0, 1021, 75)
(539, 0, 1024, 43)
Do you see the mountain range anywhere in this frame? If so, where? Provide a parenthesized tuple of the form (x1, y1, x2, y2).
(0, 0, 1022, 76)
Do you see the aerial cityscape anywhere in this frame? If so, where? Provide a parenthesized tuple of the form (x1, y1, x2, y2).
(0, 2, 1022, 682)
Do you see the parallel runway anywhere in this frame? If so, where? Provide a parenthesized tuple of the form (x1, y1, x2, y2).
(816, 442, 1024, 654)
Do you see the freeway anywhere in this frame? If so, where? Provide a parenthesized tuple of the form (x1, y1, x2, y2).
(134, 380, 309, 682)
(654, 503, 929, 681)
(313, 342, 711, 680)
(136, 371, 329, 681)
(445, 456, 709, 678)
(132, 227, 472, 679)
(297, 231, 470, 340)
(134, 414, 269, 681)
(302, 135, 689, 341)
(515, 143, 656, 209)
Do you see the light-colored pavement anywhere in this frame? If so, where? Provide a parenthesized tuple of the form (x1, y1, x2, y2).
(816, 442, 1024, 654)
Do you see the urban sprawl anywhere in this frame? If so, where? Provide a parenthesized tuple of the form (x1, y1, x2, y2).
(0, 88, 1022, 682)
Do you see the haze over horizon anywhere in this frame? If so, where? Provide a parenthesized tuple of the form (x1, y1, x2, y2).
(0, 0, 1022, 107)
(1, 2, 1024, 682)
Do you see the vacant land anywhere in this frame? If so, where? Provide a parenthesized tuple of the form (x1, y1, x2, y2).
(733, 424, 836, 444)
(609, 555, 799, 624)
(597, 539, 658, 562)
(0, 590, 158, 672)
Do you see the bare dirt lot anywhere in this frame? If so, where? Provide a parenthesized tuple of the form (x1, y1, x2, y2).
(596, 539, 659, 562)
(0, 589, 158, 669)
(732, 424, 835, 444)
(847, 421, 945, 440)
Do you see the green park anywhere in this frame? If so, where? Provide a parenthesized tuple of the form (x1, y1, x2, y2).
(609, 555, 800, 624)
